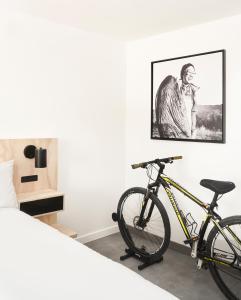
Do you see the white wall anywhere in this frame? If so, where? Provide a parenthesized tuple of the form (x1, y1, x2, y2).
(1, 9, 241, 246)
(0, 10, 125, 240)
(125, 15, 241, 245)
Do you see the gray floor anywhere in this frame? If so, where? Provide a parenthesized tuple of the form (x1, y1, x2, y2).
(86, 232, 226, 300)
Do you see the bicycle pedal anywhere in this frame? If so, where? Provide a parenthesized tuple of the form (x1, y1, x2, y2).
(184, 236, 199, 245)
(183, 239, 191, 245)
(112, 212, 118, 222)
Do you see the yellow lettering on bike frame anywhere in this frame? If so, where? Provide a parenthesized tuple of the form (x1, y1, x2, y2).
(164, 187, 191, 239)
(162, 176, 208, 208)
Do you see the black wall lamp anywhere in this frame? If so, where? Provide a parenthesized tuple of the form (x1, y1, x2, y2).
(24, 145, 47, 168)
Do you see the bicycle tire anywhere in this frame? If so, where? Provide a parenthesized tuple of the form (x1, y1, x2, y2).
(117, 187, 171, 260)
(206, 215, 241, 300)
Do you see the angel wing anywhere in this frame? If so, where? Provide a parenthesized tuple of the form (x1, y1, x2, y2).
(155, 76, 190, 138)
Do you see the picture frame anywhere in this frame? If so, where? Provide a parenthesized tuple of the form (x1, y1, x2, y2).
(151, 50, 226, 143)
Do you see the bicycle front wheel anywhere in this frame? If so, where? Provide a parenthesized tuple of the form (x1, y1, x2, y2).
(207, 216, 241, 300)
(117, 187, 170, 260)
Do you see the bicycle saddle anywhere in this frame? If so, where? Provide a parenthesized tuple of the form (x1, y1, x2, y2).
(200, 179, 235, 195)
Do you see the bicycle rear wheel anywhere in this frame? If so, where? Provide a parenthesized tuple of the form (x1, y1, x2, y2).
(117, 187, 170, 260)
(207, 216, 241, 300)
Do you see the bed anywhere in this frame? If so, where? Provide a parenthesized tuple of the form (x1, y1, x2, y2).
(0, 208, 179, 300)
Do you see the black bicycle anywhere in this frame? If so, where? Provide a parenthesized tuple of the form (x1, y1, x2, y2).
(113, 156, 241, 300)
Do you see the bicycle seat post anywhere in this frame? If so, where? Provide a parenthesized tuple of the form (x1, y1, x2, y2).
(209, 192, 219, 212)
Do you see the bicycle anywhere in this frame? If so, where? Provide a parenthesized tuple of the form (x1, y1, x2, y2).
(113, 156, 241, 300)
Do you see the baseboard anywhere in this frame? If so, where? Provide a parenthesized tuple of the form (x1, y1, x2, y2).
(169, 240, 191, 255)
(77, 225, 190, 256)
(77, 225, 119, 244)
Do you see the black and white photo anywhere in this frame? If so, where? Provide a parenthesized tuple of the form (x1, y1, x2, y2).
(151, 50, 225, 143)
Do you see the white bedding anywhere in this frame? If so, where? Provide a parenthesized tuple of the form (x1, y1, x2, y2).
(0, 209, 178, 300)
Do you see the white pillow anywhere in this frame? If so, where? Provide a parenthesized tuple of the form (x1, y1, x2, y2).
(0, 160, 18, 208)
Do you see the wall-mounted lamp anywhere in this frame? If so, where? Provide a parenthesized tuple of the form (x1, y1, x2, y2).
(24, 145, 47, 168)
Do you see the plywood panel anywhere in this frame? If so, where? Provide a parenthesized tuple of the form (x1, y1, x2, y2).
(17, 189, 64, 203)
(51, 223, 77, 238)
(0, 138, 57, 194)
(36, 213, 58, 225)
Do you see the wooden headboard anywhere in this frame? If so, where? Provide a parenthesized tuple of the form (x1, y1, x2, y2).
(0, 138, 57, 194)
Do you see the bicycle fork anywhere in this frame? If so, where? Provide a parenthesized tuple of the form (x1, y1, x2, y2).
(137, 186, 159, 228)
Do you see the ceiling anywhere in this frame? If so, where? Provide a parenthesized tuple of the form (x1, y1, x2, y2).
(2, 0, 241, 40)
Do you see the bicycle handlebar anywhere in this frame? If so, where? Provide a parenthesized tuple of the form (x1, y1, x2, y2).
(131, 162, 146, 169)
(131, 156, 182, 169)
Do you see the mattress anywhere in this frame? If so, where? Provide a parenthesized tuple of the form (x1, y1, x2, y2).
(0, 208, 179, 300)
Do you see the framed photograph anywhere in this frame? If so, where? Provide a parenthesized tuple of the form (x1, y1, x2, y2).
(151, 50, 225, 143)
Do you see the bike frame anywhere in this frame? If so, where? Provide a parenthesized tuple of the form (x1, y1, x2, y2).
(145, 168, 241, 268)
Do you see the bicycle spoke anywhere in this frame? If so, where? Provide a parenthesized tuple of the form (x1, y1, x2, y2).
(227, 225, 241, 248)
(210, 220, 241, 299)
(213, 248, 235, 260)
(146, 224, 164, 236)
(231, 225, 241, 252)
(120, 191, 166, 255)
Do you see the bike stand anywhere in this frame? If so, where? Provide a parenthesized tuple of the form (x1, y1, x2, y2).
(120, 248, 163, 271)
